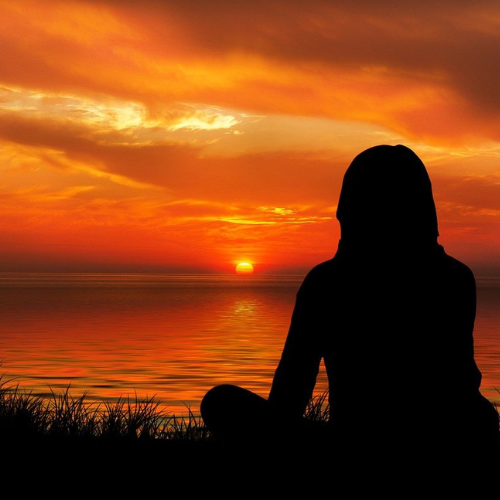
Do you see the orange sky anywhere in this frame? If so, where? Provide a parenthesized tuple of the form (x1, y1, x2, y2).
(0, 0, 499, 275)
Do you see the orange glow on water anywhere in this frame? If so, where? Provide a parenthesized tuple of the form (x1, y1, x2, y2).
(0, 275, 328, 416)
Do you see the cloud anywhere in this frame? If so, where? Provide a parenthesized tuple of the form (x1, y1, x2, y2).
(0, 103, 350, 208)
(434, 172, 500, 215)
(166, 106, 241, 131)
(141, 1, 500, 130)
(2, 1, 500, 144)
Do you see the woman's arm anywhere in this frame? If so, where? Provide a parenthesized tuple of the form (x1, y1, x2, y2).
(268, 272, 323, 419)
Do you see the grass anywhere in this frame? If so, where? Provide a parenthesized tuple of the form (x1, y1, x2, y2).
(2, 372, 499, 493)
(0, 370, 334, 489)
(0, 374, 206, 444)
(0, 371, 329, 446)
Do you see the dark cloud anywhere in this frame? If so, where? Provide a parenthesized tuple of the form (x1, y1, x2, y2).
(0, 112, 344, 206)
(2, 1, 500, 141)
(101, 1, 500, 130)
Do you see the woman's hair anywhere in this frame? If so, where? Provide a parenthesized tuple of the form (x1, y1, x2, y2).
(336, 144, 439, 244)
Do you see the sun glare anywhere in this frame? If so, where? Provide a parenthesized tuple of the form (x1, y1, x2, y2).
(235, 262, 254, 274)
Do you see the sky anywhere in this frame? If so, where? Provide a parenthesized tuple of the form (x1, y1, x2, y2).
(0, 0, 500, 275)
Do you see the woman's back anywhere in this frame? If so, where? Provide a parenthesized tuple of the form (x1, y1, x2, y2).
(300, 247, 480, 446)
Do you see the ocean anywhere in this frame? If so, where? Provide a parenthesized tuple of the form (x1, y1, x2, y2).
(0, 272, 498, 416)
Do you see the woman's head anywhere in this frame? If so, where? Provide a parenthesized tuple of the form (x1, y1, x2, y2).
(336, 145, 439, 245)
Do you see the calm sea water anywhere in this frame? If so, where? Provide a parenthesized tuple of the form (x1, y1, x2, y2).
(0, 273, 499, 416)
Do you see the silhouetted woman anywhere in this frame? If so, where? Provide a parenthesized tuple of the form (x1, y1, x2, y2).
(200, 145, 499, 469)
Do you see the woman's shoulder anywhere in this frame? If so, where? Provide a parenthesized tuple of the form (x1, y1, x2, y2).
(297, 257, 346, 295)
(304, 256, 342, 280)
(437, 246, 476, 284)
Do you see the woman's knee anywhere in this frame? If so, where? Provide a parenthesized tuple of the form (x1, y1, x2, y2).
(200, 384, 234, 420)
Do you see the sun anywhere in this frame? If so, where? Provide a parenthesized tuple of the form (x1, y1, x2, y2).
(235, 262, 254, 275)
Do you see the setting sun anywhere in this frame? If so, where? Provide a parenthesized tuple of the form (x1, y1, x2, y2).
(235, 262, 254, 274)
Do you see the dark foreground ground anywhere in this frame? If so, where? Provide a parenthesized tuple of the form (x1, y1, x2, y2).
(4, 434, 500, 496)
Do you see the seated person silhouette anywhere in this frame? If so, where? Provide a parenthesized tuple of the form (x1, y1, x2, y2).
(200, 145, 499, 470)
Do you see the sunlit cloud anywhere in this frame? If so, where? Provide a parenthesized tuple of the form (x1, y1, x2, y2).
(167, 106, 241, 131)
(219, 205, 333, 226)
(0, 87, 146, 129)
(219, 218, 276, 226)
(259, 207, 296, 216)
(0, 87, 237, 136)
